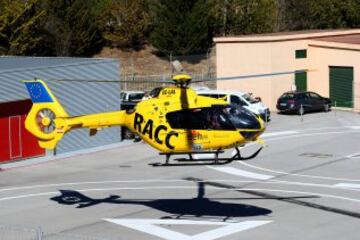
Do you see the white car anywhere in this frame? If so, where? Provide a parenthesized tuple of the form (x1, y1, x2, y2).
(120, 91, 145, 103)
(196, 89, 270, 121)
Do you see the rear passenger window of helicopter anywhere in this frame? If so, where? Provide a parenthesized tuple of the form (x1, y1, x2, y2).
(167, 109, 209, 130)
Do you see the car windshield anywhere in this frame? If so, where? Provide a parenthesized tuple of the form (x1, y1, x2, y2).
(242, 93, 258, 104)
(129, 93, 145, 101)
(120, 92, 126, 100)
(280, 93, 295, 99)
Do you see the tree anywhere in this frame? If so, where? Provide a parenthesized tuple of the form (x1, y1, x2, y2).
(43, 0, 103, 56)
(283, 0, 360, 30)
(150, 0, 214, 56)
(213, 0, 278, 36)
(0, 0, 47, 55)
(100, 0, 150, 49)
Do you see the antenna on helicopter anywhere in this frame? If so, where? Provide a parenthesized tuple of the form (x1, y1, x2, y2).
(171, 60, 192, 88)
(172, 60, 185, 73)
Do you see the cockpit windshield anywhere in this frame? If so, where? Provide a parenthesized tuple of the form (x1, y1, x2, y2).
(224, 105, 261, 129)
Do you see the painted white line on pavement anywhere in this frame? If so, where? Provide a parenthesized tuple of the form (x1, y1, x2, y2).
(262, 131, 298, 138)
(239, 161, 360, 182)
(347, 126, 360, 130)
(105, 218, 271, 240)
(3, 178, 360, 196)
(346, 152, 360, 158)
(333, 183, 360, 189)
(1, 187, 360, 203)
(208, 167, 273, 180)
(265, 130, 360, 142)
(0, 179, 192, 192)
(234, 129, 360, 182)
(193, 154, 215, 159)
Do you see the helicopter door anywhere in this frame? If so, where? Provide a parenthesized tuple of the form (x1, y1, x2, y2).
(166, 108, 212, 149)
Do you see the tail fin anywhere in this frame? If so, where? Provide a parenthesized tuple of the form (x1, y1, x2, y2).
(24, 80, 128, 150)
(24, 80, 69, 149)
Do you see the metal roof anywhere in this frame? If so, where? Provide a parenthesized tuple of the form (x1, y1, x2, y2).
(0, 56, 117, 72)
(0, 57, 120, 103)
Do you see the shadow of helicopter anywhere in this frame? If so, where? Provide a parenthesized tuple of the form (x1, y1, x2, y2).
(50, 182, 273, 220)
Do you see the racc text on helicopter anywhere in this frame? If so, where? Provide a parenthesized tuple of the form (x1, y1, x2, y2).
(24, 74, 266, 165)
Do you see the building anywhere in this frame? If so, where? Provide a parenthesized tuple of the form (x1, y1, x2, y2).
(214, 29, 360, 111)
(0, 57, 121, 163)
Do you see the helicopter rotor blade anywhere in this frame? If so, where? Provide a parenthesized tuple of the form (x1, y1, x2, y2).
(47, 69, 308, 84)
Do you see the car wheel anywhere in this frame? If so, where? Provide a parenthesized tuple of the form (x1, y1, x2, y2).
(324, 104, 330, 112)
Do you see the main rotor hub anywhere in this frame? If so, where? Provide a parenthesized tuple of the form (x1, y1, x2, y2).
(172, 74, 192, 88)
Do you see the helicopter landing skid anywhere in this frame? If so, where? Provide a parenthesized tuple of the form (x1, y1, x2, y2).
(151, 147, 263, 167)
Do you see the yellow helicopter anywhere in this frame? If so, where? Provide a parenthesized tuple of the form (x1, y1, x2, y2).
(24, 74, 266, 165)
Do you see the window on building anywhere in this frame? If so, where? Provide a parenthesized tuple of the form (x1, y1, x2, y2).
(295, 49, 307, 59)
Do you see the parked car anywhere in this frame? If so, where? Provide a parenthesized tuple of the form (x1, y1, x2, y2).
(196, 89, 270, 121)
(120, 91, 145, 103)
(120, 91, 145, 139)
(276, 91, 331, 115)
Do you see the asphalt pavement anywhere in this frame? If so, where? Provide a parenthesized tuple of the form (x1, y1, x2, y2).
(1, 110, 360, 240)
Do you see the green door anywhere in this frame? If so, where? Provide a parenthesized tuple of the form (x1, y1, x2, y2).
(329, 66, 353, 108)
(295, 72, 307, 91)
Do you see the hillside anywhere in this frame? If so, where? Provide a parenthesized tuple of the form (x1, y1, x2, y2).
(95, 45, 216, 76)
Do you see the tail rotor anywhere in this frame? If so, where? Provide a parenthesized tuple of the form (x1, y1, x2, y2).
(36, 108, 56, 134)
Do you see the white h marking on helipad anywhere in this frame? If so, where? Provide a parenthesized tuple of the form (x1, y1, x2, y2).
(105, 219, 271, 240)
(208, 167, 273, 180)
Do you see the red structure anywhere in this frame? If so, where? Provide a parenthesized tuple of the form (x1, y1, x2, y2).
(0, 100, 45, 163)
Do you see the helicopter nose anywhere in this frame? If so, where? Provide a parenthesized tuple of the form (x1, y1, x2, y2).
(239, 129, 263, 140)
(239, 116, 265, 140)
(228, 105, 265, 140)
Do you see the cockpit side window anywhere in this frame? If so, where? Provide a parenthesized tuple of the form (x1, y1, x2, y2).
(149, 87, 163, 98)
(166, 107, 235, 130)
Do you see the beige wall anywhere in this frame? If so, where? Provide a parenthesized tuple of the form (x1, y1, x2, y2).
(215, 32, 360, 112)
(216, 40, 309, 110)
(308, 41, 360, 111)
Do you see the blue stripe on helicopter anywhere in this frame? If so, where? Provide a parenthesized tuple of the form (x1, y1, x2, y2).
(25, 82, 53, 103)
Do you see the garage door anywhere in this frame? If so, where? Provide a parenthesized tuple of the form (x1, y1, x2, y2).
(0, 100, 45, 162)
(329, 66, 353, 108)
(295, 72, 307, 91)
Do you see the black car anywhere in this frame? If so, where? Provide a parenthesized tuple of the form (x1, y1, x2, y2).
(276, 91, 331, 115)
